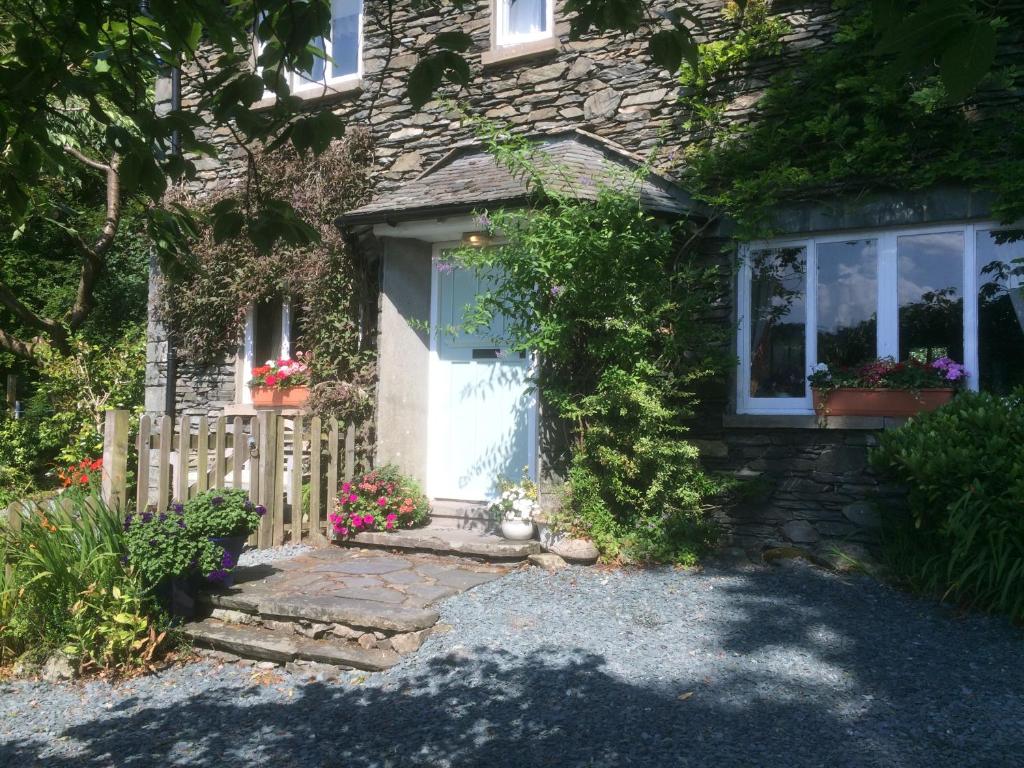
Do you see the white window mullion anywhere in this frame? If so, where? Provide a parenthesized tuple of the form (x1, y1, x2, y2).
(736, 245, 751, 414)
(805, 238, 817, 399)
(877, 232, 899, 359)
(963, 223, 980, 391)
(281, 300, 292, 359)
(242, 306, 256, 404)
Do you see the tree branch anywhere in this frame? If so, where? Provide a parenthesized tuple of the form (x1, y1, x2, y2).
(61, 146, 122, 330)
(0, 326, 44, 361)
(0, 278, 71, 354)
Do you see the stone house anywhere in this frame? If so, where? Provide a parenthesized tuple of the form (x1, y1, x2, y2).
(148, 0, 1024, 553)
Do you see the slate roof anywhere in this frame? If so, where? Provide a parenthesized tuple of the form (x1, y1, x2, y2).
(337, 129, 699, 225)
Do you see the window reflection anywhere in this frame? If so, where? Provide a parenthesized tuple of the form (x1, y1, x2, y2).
(897, 232, 964, 363)
(817, 239, 877, 369)
(749, 247, 806, 398)
(977, 229, 1024, 394)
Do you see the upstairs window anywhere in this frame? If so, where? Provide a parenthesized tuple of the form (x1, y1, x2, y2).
(259, 0, 363, 96)
(496, 0, 552, 46)
(737, 223, 1024, 414)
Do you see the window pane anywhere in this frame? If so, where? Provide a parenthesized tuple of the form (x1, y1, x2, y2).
(897, 232, 964, 363)
(977, 230, 1024, 394)
(254, 297, 283, 365)
(749, 246, 806, 398)
(817, 239, 877, 369)
(331, 0, 361, 78)
(297, 35, 326, 85)
(507, 0, 547, 37)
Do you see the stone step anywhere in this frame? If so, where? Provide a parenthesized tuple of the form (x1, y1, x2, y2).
(346, 524, 541, 560)
(199, 590, 439, 633)
(185, 618, 400, 671)
(429, 500, 495, 525)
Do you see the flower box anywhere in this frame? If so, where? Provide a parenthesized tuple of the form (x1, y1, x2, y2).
(812, 387, 955, 418)
(250, 385, 310, 408)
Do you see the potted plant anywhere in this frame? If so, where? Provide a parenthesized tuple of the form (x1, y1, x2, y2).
(809, 356, 966, 418)
(489, 476, 539, 541)
(328, 465, 431, 539)
(248, 354, 311, 407)
(182, 488, 265, 587)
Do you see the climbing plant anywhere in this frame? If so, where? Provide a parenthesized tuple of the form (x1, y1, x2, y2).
(159, 129, 376, 421)
(678, 0, 1024, 237)
(449, 128, 730, 564)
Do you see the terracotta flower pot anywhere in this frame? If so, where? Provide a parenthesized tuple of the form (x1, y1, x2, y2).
(813, 387, 955, 418)
(250, 385, 310, 408)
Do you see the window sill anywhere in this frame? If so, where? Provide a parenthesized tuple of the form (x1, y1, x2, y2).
(723, 414, 908, 431)
(253, 78, 364, 111)
(481, 37, 560, 68)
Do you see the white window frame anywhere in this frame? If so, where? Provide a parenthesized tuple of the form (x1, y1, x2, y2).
(257, 1, 363, 98)
(240, 299, 295, 405)
(495, 0, 554, 47)
(737, 220, 1018, 415)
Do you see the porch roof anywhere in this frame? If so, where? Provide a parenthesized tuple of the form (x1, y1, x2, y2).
(336, 129, 700, 226)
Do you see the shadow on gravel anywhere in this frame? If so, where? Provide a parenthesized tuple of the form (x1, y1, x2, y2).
(3, 567, 1022, 768)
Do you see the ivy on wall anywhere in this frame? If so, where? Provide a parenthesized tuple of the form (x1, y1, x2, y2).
(678, 1, 1024, 237)
(159, 128, 377, 421)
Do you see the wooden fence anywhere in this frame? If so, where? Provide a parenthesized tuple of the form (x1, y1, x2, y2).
(104, 409, 356, 548)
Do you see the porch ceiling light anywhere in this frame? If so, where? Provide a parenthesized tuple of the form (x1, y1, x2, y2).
(462, 231, 491, 247)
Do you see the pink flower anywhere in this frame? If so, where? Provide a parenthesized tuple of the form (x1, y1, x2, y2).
(377, 496, 388, 507)
(350, 515, 363, 528)
(342, 482, 352, 492)
(364, 514, 375, 526)
(349, 494, 358, 504)
(385, 521, 395, 530)
(339, 527, 349, 537)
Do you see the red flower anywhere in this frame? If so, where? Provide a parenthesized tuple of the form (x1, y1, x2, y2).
(79, 474, 89, 485)
(265, 374, 278, 387)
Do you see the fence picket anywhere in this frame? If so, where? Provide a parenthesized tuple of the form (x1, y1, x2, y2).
(290, 416, 304, 543)
(232, 417, 244, 489)
(308, 415, 322, 543)
(256, 412, 273, 547)
(273, 415, 286, 546)
(136, 414, 151, 513)
(196, 415, 209, 494)
(344, 422, 355, 480)
(157, 415, 172, 512)
(248, 416, 261, 547)
(327, 418, 339, 528)
(213, 416, 226, 489)
(176, 414, 191, 502)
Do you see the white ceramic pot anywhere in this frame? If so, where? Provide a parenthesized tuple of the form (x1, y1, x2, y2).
(500, 517, 535, 541)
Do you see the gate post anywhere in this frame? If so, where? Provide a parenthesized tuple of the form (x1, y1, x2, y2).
(101, 409, 130, 511)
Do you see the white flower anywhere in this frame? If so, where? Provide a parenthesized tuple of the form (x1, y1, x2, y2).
(813, 362, 830, 373)
(265, 360, 276, 367)
(512, 498, 534, 516)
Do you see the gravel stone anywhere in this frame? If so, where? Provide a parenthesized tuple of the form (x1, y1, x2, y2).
(237, 543, 313, 568)
(2, 565, 1022, 767)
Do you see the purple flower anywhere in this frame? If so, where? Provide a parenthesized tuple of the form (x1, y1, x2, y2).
(255, 505, 267, 517)
(221, 550, 236, 569)
(158, 513, 167, 522)
(177, 519, 186, 529)
(211, 496, 224, 507)
(141, 512, 153, 523)
(432, 256, 456, 275)
(207, 569, 228, 583)
(474, 213, 491, 230)
(172, 503, 184, 515)
(550, 285, 565, 298)
(123, 514, 133, 531)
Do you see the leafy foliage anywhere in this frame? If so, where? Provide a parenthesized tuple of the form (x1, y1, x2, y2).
(160, 131, 376, 422)
(0, 495, 166, 673)
(871, 389, 1024, 621)
(450, 132, 728, 563)
(122, 507, 224, 591)
(183, 488, 263, 539)
(329, 465, 430, 538)
(681, 1, 1024, 234)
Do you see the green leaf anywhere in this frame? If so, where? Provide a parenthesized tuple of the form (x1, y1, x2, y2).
(408, 60, 442, 109)
(940, 21, 997, 101)
(649, 29, 697, 73)
(433, 31, 474, 52)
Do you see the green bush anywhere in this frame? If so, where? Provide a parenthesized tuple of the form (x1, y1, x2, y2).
(183, 488, 263, 539)
(451, 128, 728, 563)
(871, 389, 1024, 620)
(0, 495, 165, 673)
(123, 509, 223, 590)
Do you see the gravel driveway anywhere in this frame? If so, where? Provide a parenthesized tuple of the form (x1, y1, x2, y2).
(2, 561, 1022, 768)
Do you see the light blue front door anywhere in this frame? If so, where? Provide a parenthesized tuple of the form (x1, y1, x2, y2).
(430, 262, 533, 501)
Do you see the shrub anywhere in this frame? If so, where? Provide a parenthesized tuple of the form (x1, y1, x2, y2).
(123, 508, 224, 590)
(449, 127, 729, 563)
(871, 389, 1024, 620)
(329, 465, 430, 538)
(0, 495, 165, 673)
(183, 488, 264, 539)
